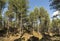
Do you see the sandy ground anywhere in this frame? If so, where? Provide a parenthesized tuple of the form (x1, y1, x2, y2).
(0, 31, 42, 41)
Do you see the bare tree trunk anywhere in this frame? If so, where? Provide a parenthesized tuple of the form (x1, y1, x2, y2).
(7, 19, 9, 37)
(20, 13, 23, 37)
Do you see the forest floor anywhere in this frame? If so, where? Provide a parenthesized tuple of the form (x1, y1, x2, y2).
(0, 31, 42, 41)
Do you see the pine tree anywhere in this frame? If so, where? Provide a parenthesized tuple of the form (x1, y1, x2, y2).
(9, 0, 28, 28)
(0, 0, 6, 29)
(50, 0, 60, 10)
(0, 0, 6, 13)
(29, 7, 39, 32)
(7, 0, 29, 37)
(39, 7, 50, 34)
(34, 7, 51, 41)
(51, 19, 59, 35)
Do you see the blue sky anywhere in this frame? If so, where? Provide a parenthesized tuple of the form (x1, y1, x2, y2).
(29, 0, 54, 17)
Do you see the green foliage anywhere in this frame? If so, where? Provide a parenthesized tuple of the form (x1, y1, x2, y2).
(0, 0, 6, 13)
(50, 0, 60, 10)
(0, 0, 60, 41)
(39, 7, 50, 33)
(51, 19, 60, 34)
(8, 0, 29, 27)
(0, 0, 6, 28)
(29, 7, 39, 31)
(29, 7, 50, 33)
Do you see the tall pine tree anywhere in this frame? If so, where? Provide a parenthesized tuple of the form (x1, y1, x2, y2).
(39, 7, 50, 34)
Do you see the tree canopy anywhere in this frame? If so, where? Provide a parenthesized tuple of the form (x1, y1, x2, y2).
(50, 0, 60, 10)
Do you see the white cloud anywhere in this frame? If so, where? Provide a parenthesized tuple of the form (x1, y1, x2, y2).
(52, 11, 59, 17)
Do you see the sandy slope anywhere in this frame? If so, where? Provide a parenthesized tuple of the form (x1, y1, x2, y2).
(0, 31, 42, 41)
